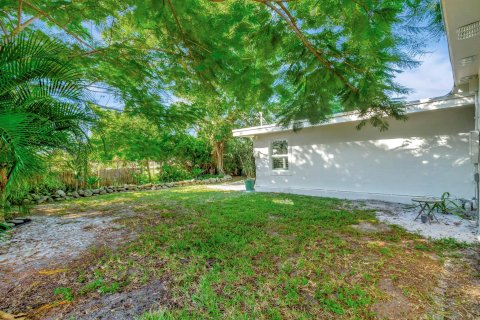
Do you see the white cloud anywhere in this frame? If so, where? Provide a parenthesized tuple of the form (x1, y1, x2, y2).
(395, 41, 454, 101)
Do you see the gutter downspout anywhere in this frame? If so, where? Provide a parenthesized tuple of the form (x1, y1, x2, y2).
(476, 91, 480, 230)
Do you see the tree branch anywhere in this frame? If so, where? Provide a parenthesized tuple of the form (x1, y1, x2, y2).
(278, 1, 363, 73)
(0, 10, 14, 40)
(213, 0, 300, 2)
(351, 0, 369, 13)
(264, 2, 358, 92)
(17, 0, 22, 29)
(23, 1, 95, 50)
(276, 1, 296, 22)
(165, 0, 220, 95)
(0, 20, 8, 38)
(166, 0, 185, 35)
(10, 15, 38, 37)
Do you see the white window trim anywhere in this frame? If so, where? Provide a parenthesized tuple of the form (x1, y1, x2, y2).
(270, 138, 291, 176)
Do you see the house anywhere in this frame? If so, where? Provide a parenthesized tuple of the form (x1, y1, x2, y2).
(233, 0, 480, 204)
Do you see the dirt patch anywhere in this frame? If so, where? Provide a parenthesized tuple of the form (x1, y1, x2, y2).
(371, 279, 414, 319)
(44, 280, 169, 320)
(0, 249, 105, 315)
(352, 222, 392, 233)
(0, 207, 137, 316)
(433, 248, 480, 319)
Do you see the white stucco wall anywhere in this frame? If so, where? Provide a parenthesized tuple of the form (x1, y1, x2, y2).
(253, 105, 475, 203)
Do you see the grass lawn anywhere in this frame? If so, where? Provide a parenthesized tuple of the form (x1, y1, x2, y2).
(4, 187, 479, 319)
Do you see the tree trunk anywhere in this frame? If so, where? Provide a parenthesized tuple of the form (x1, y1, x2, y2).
(212, 141, 225, 174)
(0, 166, 7, 194)
(0, 165, 9, 221)
(145, 159, 152, 182)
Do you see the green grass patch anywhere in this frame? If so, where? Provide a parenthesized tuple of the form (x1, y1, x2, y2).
(432, 237, 470, 251)
(54, 287, 74, 302)
(49, 187, 467, 319)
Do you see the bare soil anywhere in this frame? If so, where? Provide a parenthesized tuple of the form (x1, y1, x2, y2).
(0, 205, 139, 318)
(351, 221, 392, 233)
(45, 280, 169, 320)
(371, 279, 413, 319)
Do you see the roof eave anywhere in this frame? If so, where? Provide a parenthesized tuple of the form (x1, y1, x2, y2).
(232, 94, 475, 137)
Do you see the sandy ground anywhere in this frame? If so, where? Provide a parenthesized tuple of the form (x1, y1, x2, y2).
(0, 208, 135, 293)
(353, 200, 480, 244)
(205, 179, 246, 191)
(0, 204, 163, 319)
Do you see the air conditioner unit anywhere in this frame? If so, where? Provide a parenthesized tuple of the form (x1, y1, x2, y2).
(470, 131, 479, 163)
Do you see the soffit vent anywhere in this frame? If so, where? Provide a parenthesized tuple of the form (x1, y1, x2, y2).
(460, 75, 478, 83)
(459, 55, 477, 67)
(457, 21, 480, 40)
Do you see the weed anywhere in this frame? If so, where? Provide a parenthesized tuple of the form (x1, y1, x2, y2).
(379, 247, 394, 257)
(54, 287, 74, 302)
(414, 243, 430, 251)
(80, 277, 104, 294)
(433, 238, 470, 251)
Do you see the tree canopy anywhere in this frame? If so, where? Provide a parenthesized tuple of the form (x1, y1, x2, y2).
(0, 0, 443, 129)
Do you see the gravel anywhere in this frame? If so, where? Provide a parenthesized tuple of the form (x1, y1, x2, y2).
(353, 200, 480, 244)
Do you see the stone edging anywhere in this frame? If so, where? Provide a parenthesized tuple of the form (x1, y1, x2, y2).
(22, 175, 233, 205)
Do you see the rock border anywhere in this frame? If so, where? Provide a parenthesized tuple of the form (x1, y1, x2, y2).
(21, 175, 233, 205)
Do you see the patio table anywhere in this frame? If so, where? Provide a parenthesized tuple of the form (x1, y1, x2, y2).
(412, 197, 442, 224)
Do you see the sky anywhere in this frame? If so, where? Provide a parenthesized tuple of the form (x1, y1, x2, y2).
(395, 37, 454, 101)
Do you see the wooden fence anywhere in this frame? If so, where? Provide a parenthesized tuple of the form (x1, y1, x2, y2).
(49, 160, 163, 189)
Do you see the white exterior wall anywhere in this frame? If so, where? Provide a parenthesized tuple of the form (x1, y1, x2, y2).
(253, 106, 475, 203)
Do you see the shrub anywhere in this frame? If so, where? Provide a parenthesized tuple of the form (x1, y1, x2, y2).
(86, 176, 100, 188)
(191, 167, 204, 179)
(29, 172, 66, 194)
(224, 138, 255, 177)
(132, 172, 156, 184)
(158, 165, 192, 182)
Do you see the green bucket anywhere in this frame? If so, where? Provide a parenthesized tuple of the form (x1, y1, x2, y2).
(244, 179, 255, 192)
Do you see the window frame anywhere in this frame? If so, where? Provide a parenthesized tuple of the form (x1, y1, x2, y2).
(270, 138, 291, 175)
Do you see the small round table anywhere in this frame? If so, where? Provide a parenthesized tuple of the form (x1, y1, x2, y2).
(412, 197, 442, 224)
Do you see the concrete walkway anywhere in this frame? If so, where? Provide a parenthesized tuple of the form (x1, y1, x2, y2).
(206, 180, 246, 191)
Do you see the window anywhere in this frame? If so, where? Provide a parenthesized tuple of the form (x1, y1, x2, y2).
(271, 140, 289, 171)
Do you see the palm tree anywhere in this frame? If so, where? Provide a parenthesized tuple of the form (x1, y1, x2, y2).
(0, 33, 92, 213)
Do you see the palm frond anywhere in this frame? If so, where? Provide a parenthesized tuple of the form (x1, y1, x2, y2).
(0, 32, 93, 212)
